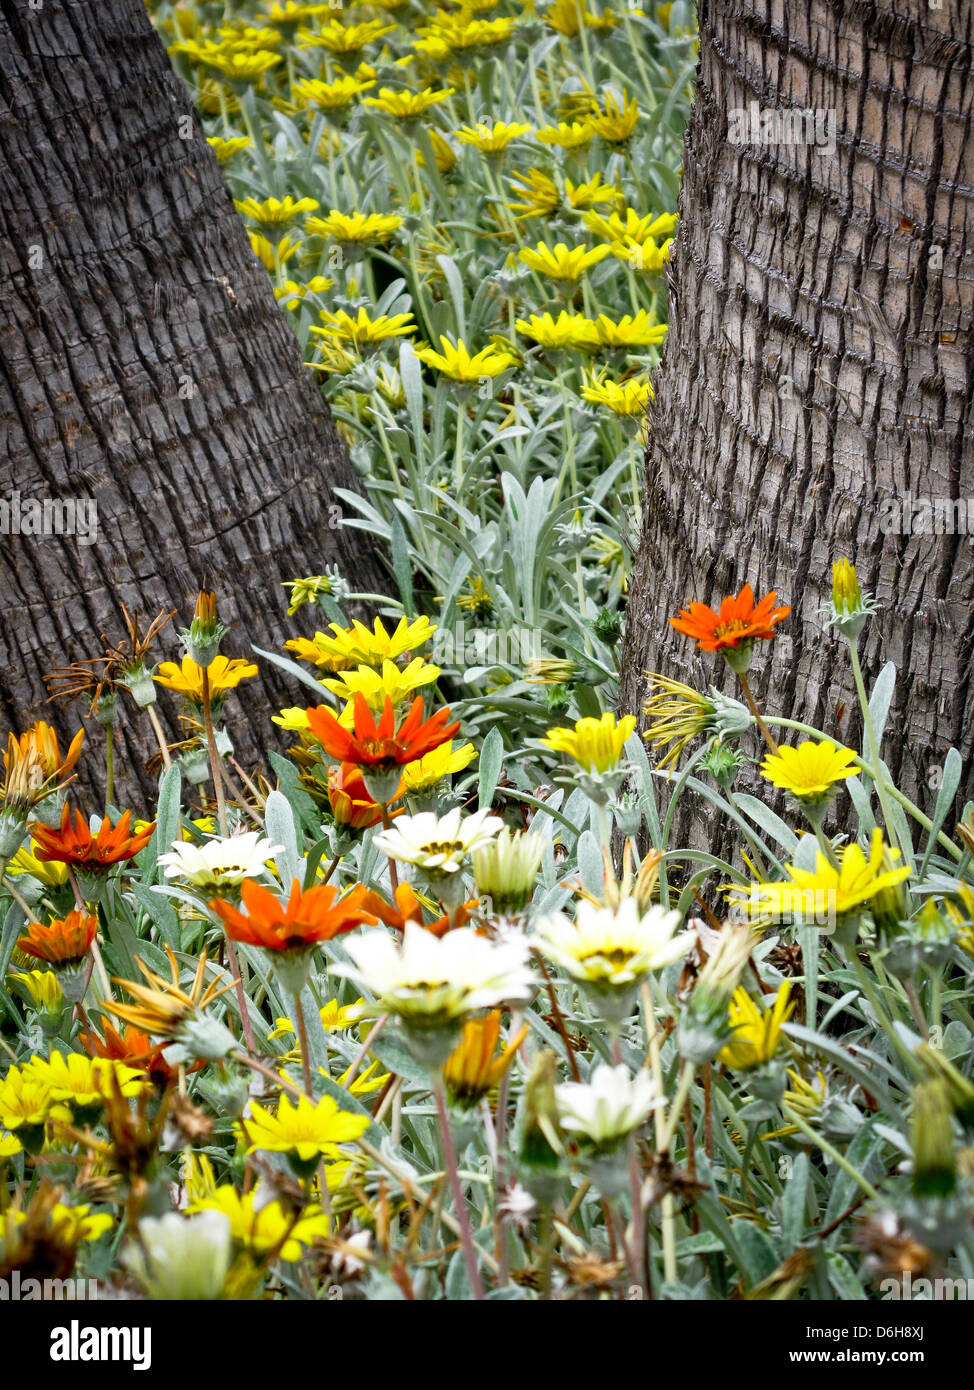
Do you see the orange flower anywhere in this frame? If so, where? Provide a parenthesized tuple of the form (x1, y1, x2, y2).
(306, 694, 460, 770)
(670, 584, 790, 653)
(210, 877, 377, 952)
(80, 1020, 184, 1081)
(357, 882, 477, 938)
(6, 721, 85, 782)
(328, 761, 397, 829)
(2, 722, 85, 811)
(30, 804, 156, 872)
(18, 911, 97, 966)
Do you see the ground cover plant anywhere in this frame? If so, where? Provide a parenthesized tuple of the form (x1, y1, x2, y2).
(1, 0, 973, 1307)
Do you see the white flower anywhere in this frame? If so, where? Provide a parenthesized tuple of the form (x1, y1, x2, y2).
(372, 808, 504, 875)
(124, 1211, 231, 1300)
(157, 832, 282, 891)
(556, 1064, 661, 1148)
(533, 899, 690, 987)
(334, 921, 535, 1025)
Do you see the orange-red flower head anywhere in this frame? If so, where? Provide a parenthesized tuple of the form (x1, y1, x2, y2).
(357, 882, 478, 938)
(18, 911, 97, 967)
(670, 584, 790, 654)
(29, 804, 155, 872)
(328, 761, 396, 829)
(307, 694, 460, 770)
(210, 877, 377, 953)
(80, 1020, 182, 1082)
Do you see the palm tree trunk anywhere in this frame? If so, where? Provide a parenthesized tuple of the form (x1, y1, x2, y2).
(621, 0, 974, 825)
(0, 0, 386, 803)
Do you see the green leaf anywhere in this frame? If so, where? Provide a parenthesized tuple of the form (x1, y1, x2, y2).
(477, 725, 504, 809)
(265, 789, 301, 888)
(389, 512, 416, 619)
(781, 1152, 810, 1249)
(867, 661, 897, 749)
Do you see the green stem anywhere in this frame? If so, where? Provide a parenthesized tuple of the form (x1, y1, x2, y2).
(434, 1076, 485, 1300)
(847, 639, 901, 854)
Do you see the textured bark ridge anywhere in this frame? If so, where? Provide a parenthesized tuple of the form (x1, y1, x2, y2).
(0, 0, 388, 805)
(621, 0, 974, 823)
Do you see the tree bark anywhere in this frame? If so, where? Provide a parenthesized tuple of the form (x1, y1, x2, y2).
(621, 0, 974, 835)
(0, 0, 387, 806)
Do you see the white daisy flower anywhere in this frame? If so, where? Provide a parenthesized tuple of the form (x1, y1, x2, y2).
(556, 1064, 661, 1149)
(373, 808, 504, 875)
(157, 831, 283, 892)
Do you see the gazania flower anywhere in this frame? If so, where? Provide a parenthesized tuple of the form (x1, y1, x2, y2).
(328, 762, 391, 829)
(187, 1185, 329, 1262)
(0, 1065, 62, 1131)
(643, 675, 718, 771)
(105, 946, 237, 1051)
(18, 911, 97, 968)
(281, 570, 348, 616)
(286, 616, 436, 672)
(207, 135, 250, 162)
(296, 19, 395, 56)
(718, 983, 794, 1070)
(80, 1020, 179, 1082)
(609, 235, 673, 275)
(415, 10, 516, 54)
(292, 75, 376, 110)
(670, 583, 791, 656)
(830, 557, 874, 638)
(210, 878, 376, 954)
(1, 721, 84, 818)
(242, 1093, 369, 1169)
(518, 241, 610, 281)
(535, 120, 597, 150)
(24, 1051, 146, 1108)
(473, 827, 544, 917)
(546, 0, 620, 34)
(583, 208, 677, 244)
(234, 196, 318, 228)
(157, 832, 283, 893)
(444, 1010, 528, 1108)
(729, 829, 912, 928)
(306, 695, 460, 795)
(363, 86, 454, 118)
(10, 969, 63, 1015)
(540, 712, 636, 773)
(515, 311, 600, 351)
(414, 335, 516, 382)
(276, 277, 334, 308)
(416, 129, 458, 174)
(582, 374, 654, 415)
(556, 1064, 661, 1150)
(456, 120, 532, 153)
(590, 91, 640, 143)
(373, 807, 504, 876)
(400, 740, 477, 794)
(4, 1199, 113, 1246)
(310, 307, 417, 349)
(321, 657, 440, 710)
(6, 839, 69, 886)
(305, 210, 402, 245)
(593, 311, 668, 348)
(30, 805, 155, 873)
(356, 880, 478, 938)
(154, 655, 258, 706)
(249, 231, 302, 271)
(760, 741, 859, 806)
(573, 840, 664, 916)
(199, 48, 282, 81)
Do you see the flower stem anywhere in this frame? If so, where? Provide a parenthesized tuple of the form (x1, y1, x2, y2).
(737, 672, 779, 756)
(201, 667, 227, 837)
(225, 938, 256, 1056)
(146, 704, 172, 771)
(434, 1075, 485, 1300)
(294, 989, 313, 1097)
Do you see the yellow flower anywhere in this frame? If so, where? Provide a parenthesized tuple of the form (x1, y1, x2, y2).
(535, 120, 597, 150)
(10, 969, 63, 1013)
(285, 616, 436, 671)
(321, 657, 441, 710)
(248, 231, 302, 272)
(271, 706, 313, 733)
(456, 120, 532, 153)
(583, 208, 677, 244)
(718, 983, 794, 1070)
(416, 129, 458, 174)
(364, 87, 454, 117)
(0, 1065, 60, 1130)
(515, 311, 600, 351)
(296, 20, 396, 56)
(730, 829, 912, 926)
(292, 75, 376, 110)
(24, 1052, 146, 1108)
(206, 135, 250, 162)
(188, 1185, 330, 1261)
(269, 997, 366, 1039)
(275, 276, 334, 308)
(540, 712, 636, 773)
(199, 48, 283, 81)
(0, 1132, 22, 1159)
(154, 655, 258, 703)
(594, 310, 668, 348)
(444, 1010, 527, 1107)
(401, 741, 477, 793)
(338, 1057, 390, 1097)
(242, 1092, 369, 1162)
(414, 335, 516, 382)
(582, 373, 654, 415)
(642, 674, 720, 772)
(609, 235, 673, 275)
(760, 741, 859, 804)
(5, 1201, 113, 1244)
(416, 11, 517, 55)
(762, 1069, 827, 1138)
(518, 241, 610, 281)
(590, 90, 640, 143)
(235, 195, 319, 227)
(305, 210, 402, 245)
(7, 840, 69, 887)
(833, 557, 862, 612)
(309, 307, 416, 349)
(546, 0, 622, 35)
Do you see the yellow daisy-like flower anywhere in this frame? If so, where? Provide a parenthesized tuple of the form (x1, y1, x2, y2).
(0, 1065, 60, 1130)
(305, 210, 402, 245)
(296, 20, 396, 55)
(364, 86, 454, 118)
(642, 674, 720, 772)
(154, 655, 258, 703)
(515, 311, 600, 351)
(610, 236, 674, 275)
(414, 335, 516, 382)
(199, 48, 283, 81)
(5, 1202, 113, 1243)
(718, 982, 794, 1070)
(309, 307, 416, 349)
(339, 1057, 390, 1097)
(518, 241, 610, 282)
(760, 741, 859, 805)
(256, 1, 335, 25)
(10, 969, 64, 1013)
(416, 128, 458, 174)
(292, 75, 376, 110)
(285, 616, 436, 672)
(582, 373, 654, 415)
(591, 90, 640, 143)
(456, 120, 532, 153)
(188, 1185, 330, 1261)
(24, 1052, 146, 1109)
(594, 311, 668, 349)
(272, 706, 313, 733)
(7, 840, 69, 887)
(730, 829, 912, 926)
(0, 1131, 22, 1159)
(546, 0, 623, 35)
(540, 712, 637, 773)
(416, 11, 517, 55)
(400, 740, 478, 793)
(242, 1092, 369, 1162)
(206, 135, 250, 162)
(248, 232, 302, 272)
(275, 276, 334, 309)
(444, 1010, 527, 1108)
(535, 120, 597, 150)
(235, 195, 319, 226)
(321, 657, 441, 711)
(269, 997, 366, 1040)
(583, 209, 678, 244)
